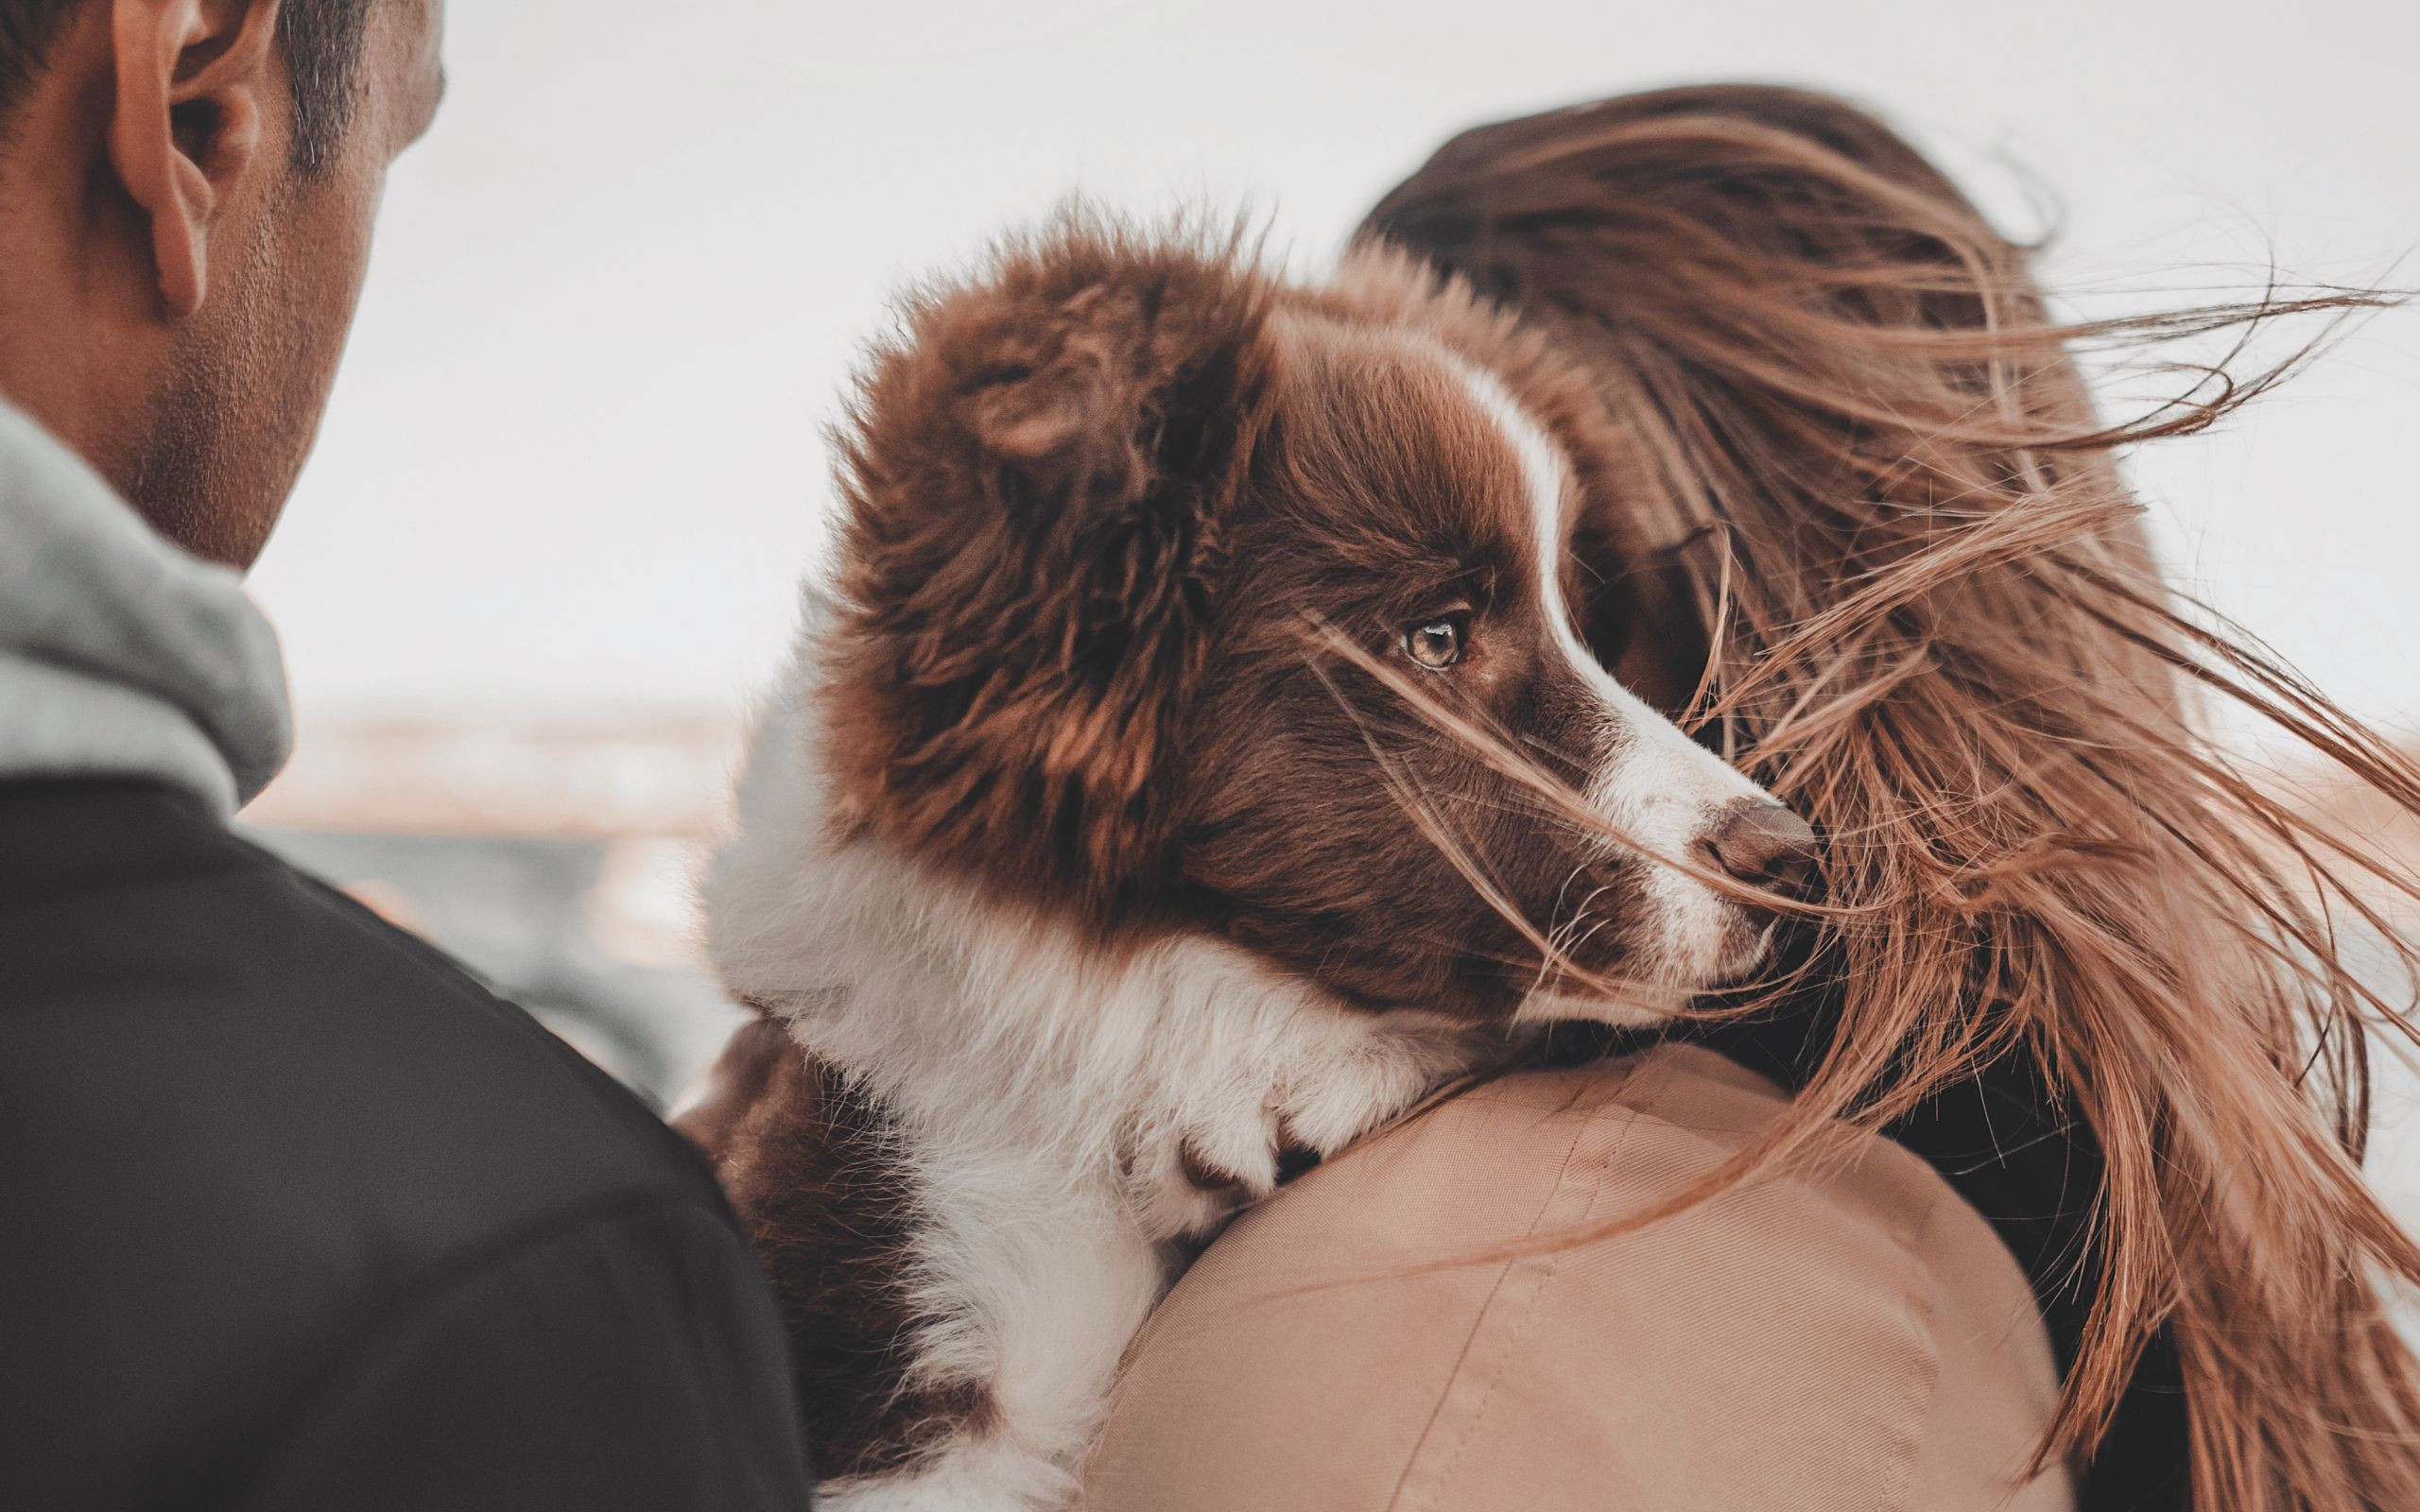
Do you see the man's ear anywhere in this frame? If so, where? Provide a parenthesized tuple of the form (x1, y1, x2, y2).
(107, 0, 283, 318)
(827, 220, 1273, 927)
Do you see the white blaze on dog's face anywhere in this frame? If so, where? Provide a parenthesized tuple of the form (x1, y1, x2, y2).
(1452, 351, 1802, 1019)
(822, 231, 1815, 1030)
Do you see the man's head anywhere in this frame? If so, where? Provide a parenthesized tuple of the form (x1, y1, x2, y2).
(0, 0, 441, 566)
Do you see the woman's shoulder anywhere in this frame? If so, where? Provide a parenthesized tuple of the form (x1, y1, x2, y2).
(1077, 1044, 2073, 1512)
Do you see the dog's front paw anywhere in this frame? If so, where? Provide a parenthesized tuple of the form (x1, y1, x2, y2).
(1129, 1091, 1317, 1241)
(1130, 1013, 1494, 1242)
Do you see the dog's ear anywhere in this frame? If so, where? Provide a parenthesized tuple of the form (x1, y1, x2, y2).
(825, 222, 1273, 927)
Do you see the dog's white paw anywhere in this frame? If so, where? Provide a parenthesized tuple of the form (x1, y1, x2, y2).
(1127, 1011, 1495, 1242)
(1127, 1091, 1305, 1241)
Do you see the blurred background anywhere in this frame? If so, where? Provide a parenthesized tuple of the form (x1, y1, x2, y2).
(235, 0, 2420, 1219)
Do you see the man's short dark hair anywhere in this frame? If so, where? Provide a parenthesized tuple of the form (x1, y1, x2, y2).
(0, 0, 374, 174)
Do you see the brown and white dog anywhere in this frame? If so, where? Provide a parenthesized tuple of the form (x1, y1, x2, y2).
(699, 217, 1818, 1509)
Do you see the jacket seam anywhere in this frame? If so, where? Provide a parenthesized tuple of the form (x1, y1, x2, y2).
(1382, 1097, 1644, 1512)
(1874, 1188, 1953, 1512)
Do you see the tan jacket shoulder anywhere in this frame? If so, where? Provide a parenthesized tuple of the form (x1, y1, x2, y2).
(1077, 1043, 2073, 1512)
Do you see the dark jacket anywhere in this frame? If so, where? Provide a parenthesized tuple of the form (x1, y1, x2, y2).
(0, 780, 815, 1511)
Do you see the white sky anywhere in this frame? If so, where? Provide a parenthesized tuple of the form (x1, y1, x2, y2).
(249, 0, 2420, 732)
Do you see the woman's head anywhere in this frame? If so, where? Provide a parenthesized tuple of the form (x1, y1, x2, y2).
(1362, 84, 2420, 1510)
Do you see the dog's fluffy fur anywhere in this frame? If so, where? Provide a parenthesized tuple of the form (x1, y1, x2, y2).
(701, 219, 1811, 1509)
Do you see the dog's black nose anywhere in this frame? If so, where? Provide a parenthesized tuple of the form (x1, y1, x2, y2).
(1703, 799, 1821, 899)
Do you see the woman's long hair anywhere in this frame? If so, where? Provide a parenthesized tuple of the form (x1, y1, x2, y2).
(1360, 85, 2420, 1509)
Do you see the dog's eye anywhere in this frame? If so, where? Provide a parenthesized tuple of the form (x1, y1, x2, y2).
(1402, 614, 1467, 670)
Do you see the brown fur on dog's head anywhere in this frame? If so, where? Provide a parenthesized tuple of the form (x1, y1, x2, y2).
(825, 221, 1274, 930)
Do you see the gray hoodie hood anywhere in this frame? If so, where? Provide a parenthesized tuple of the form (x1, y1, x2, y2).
(0, 400, 291, 816)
